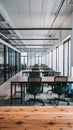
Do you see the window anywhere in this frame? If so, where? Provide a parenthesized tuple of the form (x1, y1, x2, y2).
(48, 51, 52, 68)
(21, 52, 28, 69)
(56, 46, 59, 71)
(53, 49, 56, 70)
(59, 44, 63, 75)
(35, 52, 42, 65)
(63, 38, 71, 76)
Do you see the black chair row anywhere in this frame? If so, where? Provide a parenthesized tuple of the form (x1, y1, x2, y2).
(41, 64, 52, 70)
(25, 75, 70, 106)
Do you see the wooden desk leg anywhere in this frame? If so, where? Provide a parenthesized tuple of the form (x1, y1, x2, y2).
(11, 82, 12, 104)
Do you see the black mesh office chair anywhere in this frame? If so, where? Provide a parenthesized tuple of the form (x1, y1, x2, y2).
(29, 71, 40, 77)
(25, 77, 44, 106)
(51, 76, 70, 105)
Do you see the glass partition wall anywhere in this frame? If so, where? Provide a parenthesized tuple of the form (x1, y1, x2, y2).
(0, 42, 21, 85)
(0, 43, 4, 84)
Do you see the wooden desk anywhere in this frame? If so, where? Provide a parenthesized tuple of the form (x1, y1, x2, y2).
(42, 76, 73, 83)
(11, 76, 73, 83)
(0, 106, 73, 130)
(22, 69, 61, 76)
(22, 69, 52, 73)
(22, 69, 52, 76)
(11, 76, 28, 104)
(11, 76, 73, 104)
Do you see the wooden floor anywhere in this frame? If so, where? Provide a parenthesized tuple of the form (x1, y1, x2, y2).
(0, 106, 73, 130)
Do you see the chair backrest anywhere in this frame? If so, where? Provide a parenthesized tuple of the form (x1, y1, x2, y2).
(27, 77, 42, 95)
(54, 76, 68, 95)
(44, 70, 54, 77)
(29, 72, 40, 77)
(53, 71, 60, 76)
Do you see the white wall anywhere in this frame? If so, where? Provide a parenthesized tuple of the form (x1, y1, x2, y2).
(48, 51, 52, 68)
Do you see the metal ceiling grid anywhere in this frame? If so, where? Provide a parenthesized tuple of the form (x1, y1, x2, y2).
(0, 0, 73, 52)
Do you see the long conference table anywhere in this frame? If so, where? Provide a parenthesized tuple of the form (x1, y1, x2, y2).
(11, 76, 73, 104)
(0, 106, 73, 130)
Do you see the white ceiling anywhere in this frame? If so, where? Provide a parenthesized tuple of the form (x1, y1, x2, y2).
(0, 0, 73, 52)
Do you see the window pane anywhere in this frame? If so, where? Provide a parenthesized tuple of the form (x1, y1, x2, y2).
(64, 42, 68, 76)
(56, 47, 59, 71)
(69, 39, 71, 76)
(53, 49, 56, 70)
(48, 52, 52, 68)
(59, 44, 63, 75)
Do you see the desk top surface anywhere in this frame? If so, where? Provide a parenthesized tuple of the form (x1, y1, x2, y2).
(11, 76, 73, 83)
(0, 106, 73, 130)
(22, 69, 61, 73)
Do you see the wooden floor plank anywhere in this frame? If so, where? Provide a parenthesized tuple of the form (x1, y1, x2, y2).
(0, 106, 73, 112)
(0, 106, 73, 130)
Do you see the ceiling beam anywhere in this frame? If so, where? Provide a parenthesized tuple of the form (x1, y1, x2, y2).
(17, 48, 48, 49)
(13, 44, 52, 46)
(8, 38, 59, 40)
(0, 27, 72, 30)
